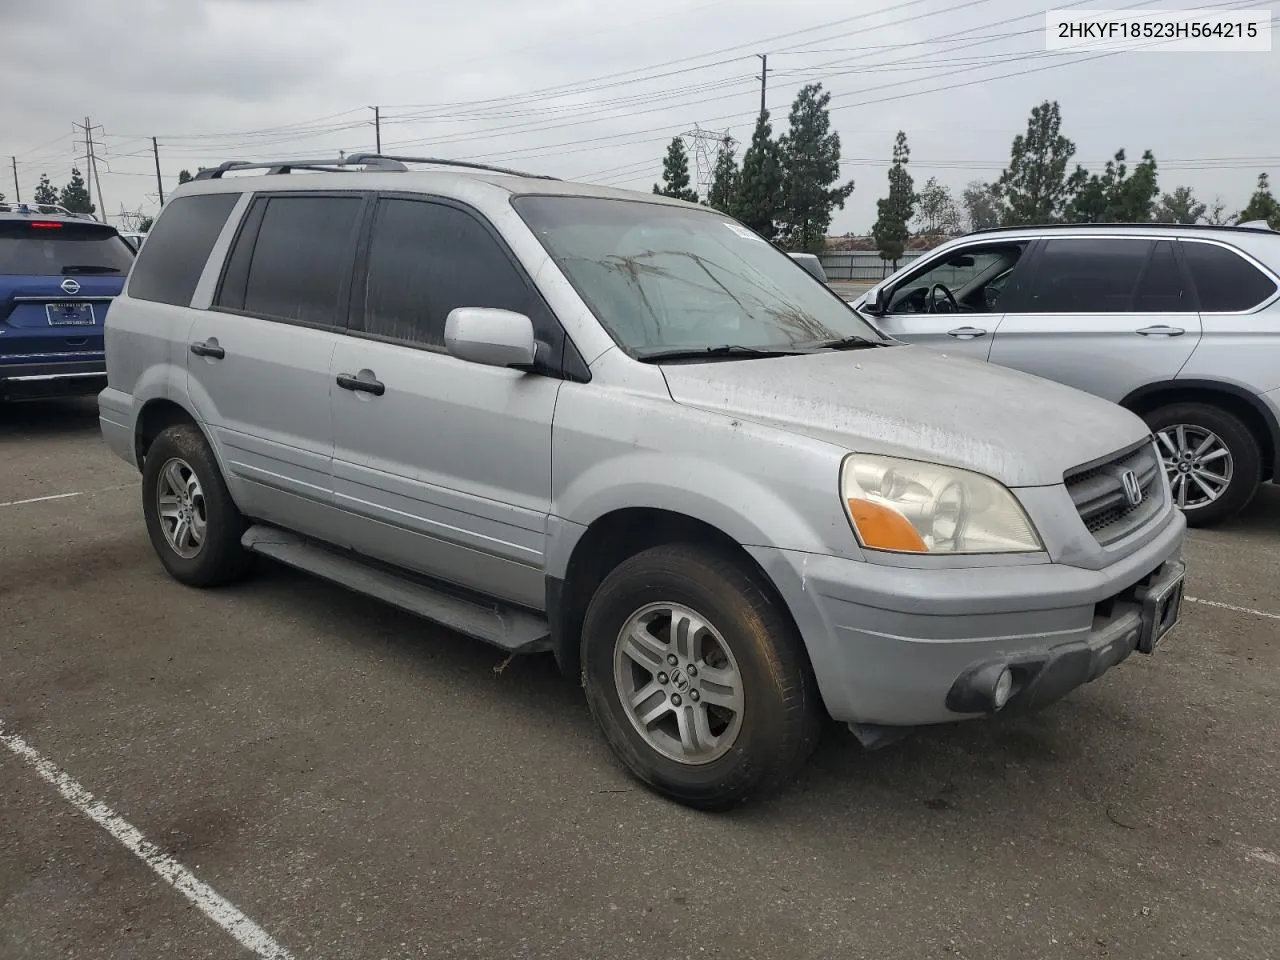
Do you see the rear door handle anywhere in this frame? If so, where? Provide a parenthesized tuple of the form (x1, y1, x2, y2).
(336, 372, 385, 396)
(946, 326, 987, 340)
(1136, 325, 1185, 337)
(189, 340, 225, 359)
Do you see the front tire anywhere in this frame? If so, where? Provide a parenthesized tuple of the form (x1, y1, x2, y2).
(581, 544, 823, 810)
(141, 423, 252, 587)
(1144, 403, 1261, 527)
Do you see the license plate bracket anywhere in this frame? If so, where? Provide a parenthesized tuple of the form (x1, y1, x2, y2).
(1137, 570, 1184, 655)
(46, 302, 96, 326)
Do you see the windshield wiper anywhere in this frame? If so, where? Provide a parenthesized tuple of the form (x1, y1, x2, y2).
(635, 344, 806, 363)
(61, 265, 122, 275)
(807, 335, 890, 351)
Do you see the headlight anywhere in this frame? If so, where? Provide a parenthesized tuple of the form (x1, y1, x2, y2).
(840, 454, 1043, 554)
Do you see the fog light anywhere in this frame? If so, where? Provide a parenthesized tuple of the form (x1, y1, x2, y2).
(993, 668, 1014, 710)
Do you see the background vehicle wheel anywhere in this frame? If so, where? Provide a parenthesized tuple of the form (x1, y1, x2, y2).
(141, 423, 252, 587)
(581, 544, 823, 810)
(1144, 402, 1261, 527)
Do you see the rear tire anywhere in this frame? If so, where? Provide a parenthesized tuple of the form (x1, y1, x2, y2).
(1143, 402, 1261, 527)
(581, 544, 823, 810)
(141, 423, 252, 587)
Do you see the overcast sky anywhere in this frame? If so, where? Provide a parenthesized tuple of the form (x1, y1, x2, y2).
(3, 0, 1277, 232)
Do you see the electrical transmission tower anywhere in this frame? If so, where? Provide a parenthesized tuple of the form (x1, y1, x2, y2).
(683, 124, 736, 198)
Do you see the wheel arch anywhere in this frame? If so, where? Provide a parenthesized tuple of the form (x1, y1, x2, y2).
(1121, 379, 1279, 481)
(134, 398, 205, 470)
(545, 507, 804, 683)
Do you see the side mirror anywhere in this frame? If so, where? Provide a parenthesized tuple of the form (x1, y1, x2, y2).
(867, 285, 890, 314)
(444, 308, 537, 369)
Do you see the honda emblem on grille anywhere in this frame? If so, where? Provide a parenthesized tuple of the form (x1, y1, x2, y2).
(1121, 469, 1143, 507)
(60, 278, 80, 295)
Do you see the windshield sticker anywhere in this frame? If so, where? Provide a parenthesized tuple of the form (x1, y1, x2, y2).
(724, 223, 768, 242)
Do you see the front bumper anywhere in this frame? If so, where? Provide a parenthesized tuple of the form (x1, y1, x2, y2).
(748, 507, 1186, 727)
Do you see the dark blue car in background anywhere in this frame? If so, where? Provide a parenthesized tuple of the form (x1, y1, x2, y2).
(0, 204, 134, 400)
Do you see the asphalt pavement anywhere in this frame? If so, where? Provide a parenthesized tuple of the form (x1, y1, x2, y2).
(1, 398, 1277, 960)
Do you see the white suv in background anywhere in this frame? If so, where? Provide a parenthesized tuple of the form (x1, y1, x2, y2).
(853, 222, 1280, 526)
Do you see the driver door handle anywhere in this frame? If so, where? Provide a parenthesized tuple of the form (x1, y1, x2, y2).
(1136, 325, 1185, 337)
(189, 340, 225, 359)
(336, 372, 386, 396)
(947, 326, 987, 340)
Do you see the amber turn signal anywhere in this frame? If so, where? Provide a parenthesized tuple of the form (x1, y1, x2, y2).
(847, 498, 928, 552)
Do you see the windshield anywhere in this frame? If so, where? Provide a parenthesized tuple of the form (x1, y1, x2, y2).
(0, 221, 135, 276)
(512, 195, 885, 357)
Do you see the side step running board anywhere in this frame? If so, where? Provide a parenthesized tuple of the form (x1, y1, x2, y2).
(241, 525, 551, 654)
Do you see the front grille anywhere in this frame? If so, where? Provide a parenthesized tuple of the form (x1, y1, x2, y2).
(1064, 440, 1165, 545)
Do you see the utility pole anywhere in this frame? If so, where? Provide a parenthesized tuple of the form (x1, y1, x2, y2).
(152, 137, 165, 206)
(74, 116, 108, 221)
(371, 105, 381, 153)
(10, 156, 19, 202)
(756, 54, 768, 117)
(87, 118, 107, 223)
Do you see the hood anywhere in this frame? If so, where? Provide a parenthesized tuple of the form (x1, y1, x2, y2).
(659, 346, 1151, 487)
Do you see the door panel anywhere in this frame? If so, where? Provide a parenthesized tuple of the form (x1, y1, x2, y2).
(873, 311, 999, 360)
(328, 194, 566, 609)
(186, 311, 340, 532)
(988, 237, 1202, 401)
(871, 240, 1032, 361)
(329, 338, 559, 609)
(189, 191, 366, 535)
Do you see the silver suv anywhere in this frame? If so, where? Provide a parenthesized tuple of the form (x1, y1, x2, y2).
(852, 223, 1280, 527)
(98, 155, 1187, 808)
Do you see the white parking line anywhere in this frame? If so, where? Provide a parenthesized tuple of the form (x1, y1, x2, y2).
(0, 722, 295, 960)
(0, 484, 133, 509)
(1186, 596, 1280, 621)
(0, 491, 85, 508)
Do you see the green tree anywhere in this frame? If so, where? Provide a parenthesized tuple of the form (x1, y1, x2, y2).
(59, 167, 95, 215)
(138, 215, 155, 232)
(33, 173, 58, 206)
(777, 83, 855, 253)
(177, 169, 193, 186)
(653, 137, 698, 203)
(1152, 186, 1207, 224)
(1065, 149, 1159, 223)
(914, 176, 961, 235)
(997, 101, 1085, 225)
(706, 138, 739, 214)
(961, 179, 1002, 231)
(734, 110, 784, 240)
(871, 131, 915, 269)
(1237, 172, 1280, 229)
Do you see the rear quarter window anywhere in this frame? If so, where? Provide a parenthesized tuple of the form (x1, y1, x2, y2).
(128, 193, 242, 307)
(1180, 240, 1279, 312)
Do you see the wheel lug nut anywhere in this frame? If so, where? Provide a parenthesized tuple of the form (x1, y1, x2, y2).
(666, 654, 678, 666)
(689, 690, 700, 702)
(657, 672, 669, 685)
(686, 665, 698, 677)
(670, 694, 682, 707)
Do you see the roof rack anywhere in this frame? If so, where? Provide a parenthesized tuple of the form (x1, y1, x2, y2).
(969, 221, 1276, 236)
(192, 153, 559, 182)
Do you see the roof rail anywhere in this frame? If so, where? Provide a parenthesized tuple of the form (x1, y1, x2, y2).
(192, 153, 559, 182)
(969, 221, 1276, 237)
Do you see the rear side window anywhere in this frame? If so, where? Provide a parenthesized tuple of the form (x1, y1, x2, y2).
(1028, 238, 1154, 313)
(128, 193, 239, 305)
(1133, 240, 1187, 312)
(223, 194, 363, 327)
(357, 198, 542, 347)
(0, 220, 135, 277)
(1181, 241, 1278, 312)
